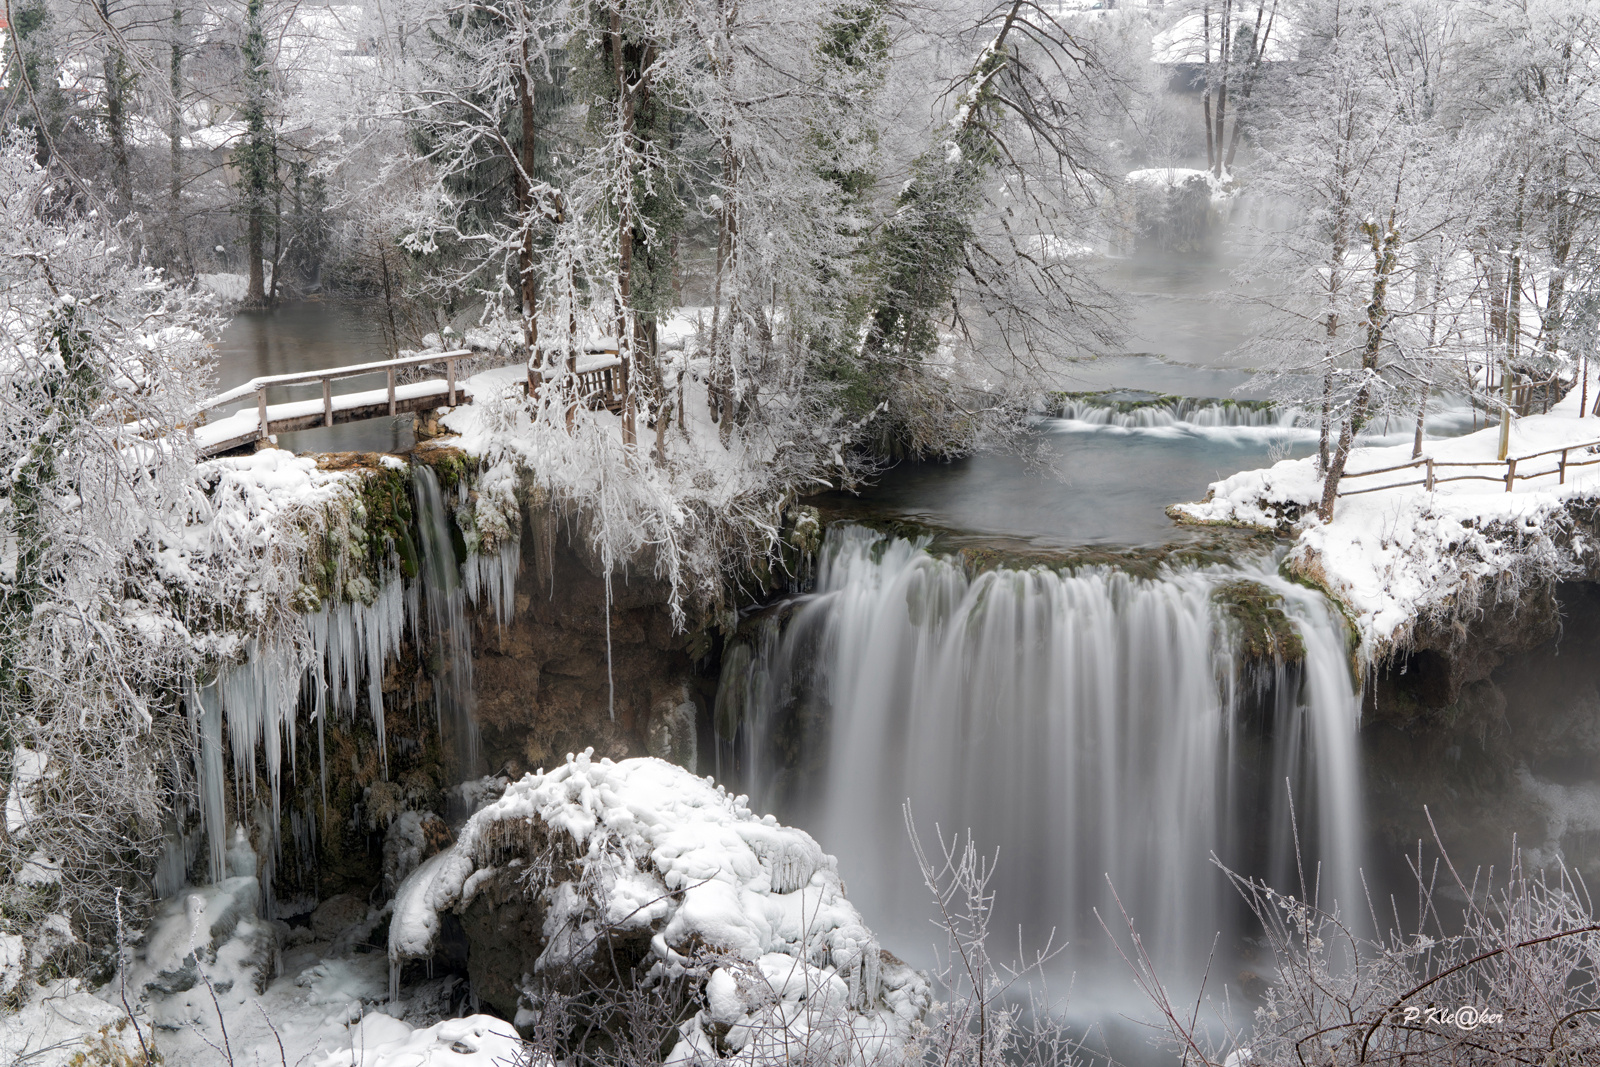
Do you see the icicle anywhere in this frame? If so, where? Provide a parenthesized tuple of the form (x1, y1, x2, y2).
(188, 679, 228, 885)
(603, 563, 615, 722)
(463, 539, 522, 636)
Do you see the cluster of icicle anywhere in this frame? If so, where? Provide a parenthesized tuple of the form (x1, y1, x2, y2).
(184, 465, 523, 915)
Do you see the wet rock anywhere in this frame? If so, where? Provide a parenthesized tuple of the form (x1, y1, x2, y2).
(311, 893, 370, 941)
(646, 690, 698, 771)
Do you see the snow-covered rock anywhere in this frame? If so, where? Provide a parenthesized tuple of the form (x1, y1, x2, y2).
(127, 829, 284, 1029)
(315, 1011, 523, 1066)
(388, 751, 930, 1064)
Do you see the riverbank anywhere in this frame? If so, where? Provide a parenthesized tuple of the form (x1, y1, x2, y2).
(1173, 375, 1600, 658)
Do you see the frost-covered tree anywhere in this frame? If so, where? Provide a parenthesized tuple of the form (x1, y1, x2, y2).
(1239, 0, 1487, 516)
(0, 133, 217, 985)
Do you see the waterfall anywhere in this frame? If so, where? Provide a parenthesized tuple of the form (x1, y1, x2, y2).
(719, 525, 1362, 998)
(1055, 395, 1303, 430)
(412, 466, 484, 779)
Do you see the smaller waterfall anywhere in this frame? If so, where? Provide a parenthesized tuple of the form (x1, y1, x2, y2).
(1053, 391, 1487, 442)
(1056, 394, 1302, 430)
(719, 526, 1363, 998)
(183, 463, 521, 896)
(412, 466, 484, 778)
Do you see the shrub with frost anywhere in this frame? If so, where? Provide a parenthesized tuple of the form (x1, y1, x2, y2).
(1122, 837, 1600, 1066)
(0, 131, 220, 985)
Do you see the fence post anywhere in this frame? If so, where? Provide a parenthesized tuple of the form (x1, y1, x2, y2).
(1561, 448, 1569, 485)
(257, 388, 268, 440)
(1505, 456, 1517, 492)
(323, 378, 333, 427)
(1425, 458, 1435, 491)
(387, 366, 397, 416)
(448, 357, 457, 407)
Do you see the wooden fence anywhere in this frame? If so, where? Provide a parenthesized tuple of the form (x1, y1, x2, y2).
(1337, 436, 1600, 498)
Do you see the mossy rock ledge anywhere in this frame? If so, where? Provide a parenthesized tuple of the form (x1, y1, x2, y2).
(1212, 579, 1305, 666)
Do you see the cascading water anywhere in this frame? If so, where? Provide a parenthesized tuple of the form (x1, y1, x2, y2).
(1053, 391, 1485, 440)
(412, 465, 484, 779)
(718, 525, 1362, 1002)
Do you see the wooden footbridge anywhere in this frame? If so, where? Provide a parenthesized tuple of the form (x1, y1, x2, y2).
(192, 347, 628, 458)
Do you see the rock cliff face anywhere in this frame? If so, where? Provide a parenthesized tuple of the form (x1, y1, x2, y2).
(469, 515, 706, 781)
(1365, 580, 1600, 881)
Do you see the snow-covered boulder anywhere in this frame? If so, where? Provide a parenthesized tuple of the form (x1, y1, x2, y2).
(389, 751, 930, 1063)
(128, 828, 284, 1029)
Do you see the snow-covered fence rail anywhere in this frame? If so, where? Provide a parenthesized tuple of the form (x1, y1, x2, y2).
(528, 347, 628, 414)
(1337, 436, 1600, 497)
(190, 349, 475, 456)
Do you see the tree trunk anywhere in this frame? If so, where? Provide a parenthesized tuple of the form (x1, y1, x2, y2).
(240, 0, 271, 307)
(168, 3, 188, 275)
(1321, 212, 1400, 519)
(513, 38, 540, 354)
(102, 39, 132, 217)
(1211, 0, 1233, 180)
(1498, 174, 1527, 461)
(1201, 2, 1216, 173)
(1222, 1, 1276, 173)
(611, 5, 636, 448)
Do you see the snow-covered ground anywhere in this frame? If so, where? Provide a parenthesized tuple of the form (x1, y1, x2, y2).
(5, 756, 926, 1067)
(4, 826, 520, 1067)
(1175, 377, 1600, 654)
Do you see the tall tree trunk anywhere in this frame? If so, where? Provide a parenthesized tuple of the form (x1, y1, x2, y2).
(513, 38, 540, 354)
(611, 5, 636, 448)
(1499, 173, 1527, 460)
(1318, 155, 1351, 474)
(1211, 0, 1233, 180)
(167, 3, 188, 275)
(1201, 2, 1216, 173)
(1222, 1, 1276, 173)
(1321, 213, 1400, 520)
(268, 145, 282, 303)
(101, 33, 132, 216)
(240, 0, 271, 306)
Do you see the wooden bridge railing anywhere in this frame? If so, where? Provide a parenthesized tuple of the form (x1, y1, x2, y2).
(1336, 436, 1600, 498)
(194, 343, 635, 457)
(196, 349, 476, 440)
(527, 348, 628, 414)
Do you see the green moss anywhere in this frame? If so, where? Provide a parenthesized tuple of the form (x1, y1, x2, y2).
(1212, 579, 1305, 664)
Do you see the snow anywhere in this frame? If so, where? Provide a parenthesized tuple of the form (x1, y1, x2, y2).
(1174, 375, 1600, 655)
(195, 377, 488, 455)
(1124, 166, 1236, 201)
(315, 1013, 524, 1066)
(389, 751, 931, 1064)
(3, 827, 520, 1067)
(1, 979, 144, 1066)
